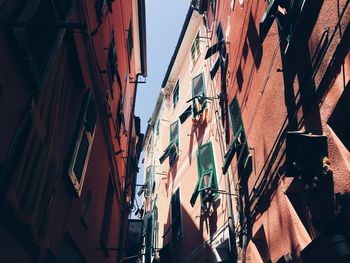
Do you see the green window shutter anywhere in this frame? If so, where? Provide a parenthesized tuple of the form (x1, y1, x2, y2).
(192, 73, 207, 117)
(191, 142, 218, 206)
(224, 97, 251, 177)
(145, 213, 153, 263)
(169, 121, 179, 167)
(171, 189, 182, 241)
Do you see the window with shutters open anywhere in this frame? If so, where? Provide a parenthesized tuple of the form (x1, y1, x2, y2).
(169, 121, 179, 167)
(191, 31, 201, 67)
(222, 97, 251, 175)
(171, 188, 182, 242)
(68, 90, 97, 196)
(192, 73, 207, 117)
(229, 98, 250, 177)
(259, 0, 307, 47)
(190, 142, 219, 208)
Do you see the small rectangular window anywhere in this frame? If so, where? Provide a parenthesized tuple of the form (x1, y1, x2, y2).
(100, 178, 114, 254)
(229, 97, 250, 177)
(169, 121, 179, 167)
(190, 32, 201, 66)
(171, 188, 182, 242)
(173, 81, 179, 109)
(192, 73, 207, 117)
(144, 213, 153, 263)
(222, 97, 251, 175)
(190, 142, 218, 207)
(145, 166, 152, 196)
(68, 90, 97, 196)
(107, 31, 117, 91)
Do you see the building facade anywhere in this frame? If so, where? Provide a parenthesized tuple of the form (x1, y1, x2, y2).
(0, 0, 146, 262)
(142, 0, 349, 262)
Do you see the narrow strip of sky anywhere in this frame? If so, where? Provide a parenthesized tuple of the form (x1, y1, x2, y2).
(135, 0, 189, 133)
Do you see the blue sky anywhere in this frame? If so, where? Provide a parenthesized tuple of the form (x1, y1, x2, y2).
(132, 1, 189, 217)
(135, 0, 189, 133)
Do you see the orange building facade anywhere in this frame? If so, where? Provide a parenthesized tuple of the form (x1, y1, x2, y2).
(142, 0, 349, 262)
(0, 0, 146, 262)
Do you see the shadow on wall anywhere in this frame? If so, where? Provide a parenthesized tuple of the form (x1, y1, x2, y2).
(160, 203, 219, 263)
(280, 0, 325, 132)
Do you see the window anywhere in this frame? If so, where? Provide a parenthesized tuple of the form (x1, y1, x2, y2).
(159, 121, 179, 166)
(191, 32, 201, 66)
(259, 0, 306, 44)
(192, 73, 207, 117)
(171, 188, 182, 242)
(278, 0, 306, 43)
(68, 90, 97, 196)
(169, 121, 179, 166)
(144, 213, 153, 263)
(100, 178, 114, 253)
(14, 0, 72, 80)
(127, 22, 133, 69)
(190, 142, 219, 207)
(222, 97, 250, 175)
(173, 81, 179, 109)
(153, 204, 159, 251)
(145, 166, 152, 197)
(107, 31, 117, 92)
(229, 98, 250, 177)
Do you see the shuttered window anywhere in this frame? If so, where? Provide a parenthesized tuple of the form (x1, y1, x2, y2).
(224, 97, 251, 177)
(171, 188, 182, 242)
(169, 121, 179, 167)
(144, 213, 153, 263)
(191, 32, 201, 66)
(192, 73, 207, 117)
(190, 142, 218, 207)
